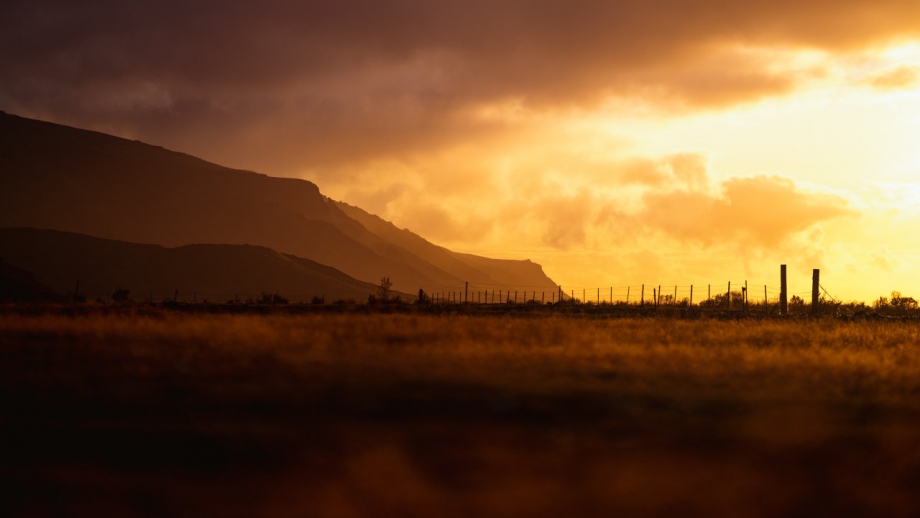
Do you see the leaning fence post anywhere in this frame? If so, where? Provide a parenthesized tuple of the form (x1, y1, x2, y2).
(744, 280, 748, 313)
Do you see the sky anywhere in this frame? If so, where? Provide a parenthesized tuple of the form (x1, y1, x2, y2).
(3, 0, 920, 302)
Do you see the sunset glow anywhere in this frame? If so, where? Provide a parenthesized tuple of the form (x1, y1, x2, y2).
(3, 1, 919, 301)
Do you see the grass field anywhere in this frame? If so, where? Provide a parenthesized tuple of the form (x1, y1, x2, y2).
(3, 310, 920, 517)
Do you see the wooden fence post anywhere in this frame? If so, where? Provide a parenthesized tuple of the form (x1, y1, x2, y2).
(727, 282, 731, 310)
(764, 285, 767, 313)
(780, 264, 788, 316)
(812, 269, 820, 315)
(627, 286, 630, 304)
(654, 288, 658, 308)
(690, 285, 693, 307)
(673, 285, 677, 306)
(641, 285, 645, 305)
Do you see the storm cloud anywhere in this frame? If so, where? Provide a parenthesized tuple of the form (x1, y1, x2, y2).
(2, 0, 919, 172)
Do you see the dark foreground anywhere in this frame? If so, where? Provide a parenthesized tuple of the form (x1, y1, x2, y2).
(2, 310, 920, 517)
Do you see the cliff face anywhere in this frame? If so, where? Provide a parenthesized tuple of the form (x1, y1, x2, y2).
(0, 111, 557, 293)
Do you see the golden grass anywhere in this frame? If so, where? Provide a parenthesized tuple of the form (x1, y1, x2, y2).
(3, 312, 920, 516)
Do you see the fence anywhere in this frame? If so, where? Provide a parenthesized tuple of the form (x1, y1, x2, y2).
(424, 268, 839, 315)
(427, 283, 812, 305)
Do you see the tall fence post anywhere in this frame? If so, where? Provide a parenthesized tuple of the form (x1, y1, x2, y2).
(641, 285, 645, 305)
(690, 285, 693, 307)
(465, 282, 468, 304)
(780, 264, 788, 316)
(812, 269, 820, 316)
(727, 282, 731, 310)
(653, 288, 658, 308)
(673, 285, 677, 306)
(627, 286, 630, 304)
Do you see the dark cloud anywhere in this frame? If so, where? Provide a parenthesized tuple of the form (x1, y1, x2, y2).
(2, 0, 918, 173)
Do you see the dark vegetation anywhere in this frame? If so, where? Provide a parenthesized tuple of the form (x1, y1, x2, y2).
(3, 311, 920, 517)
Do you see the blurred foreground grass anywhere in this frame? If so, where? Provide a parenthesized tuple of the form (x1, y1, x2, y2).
(2, 312, 920, 517)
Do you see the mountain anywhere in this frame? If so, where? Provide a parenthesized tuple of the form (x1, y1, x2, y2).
(0, 255, 58, 302)
(0, 111, 558, 294)
(0, 228, 380, 303)
(333, 200, 560, 290)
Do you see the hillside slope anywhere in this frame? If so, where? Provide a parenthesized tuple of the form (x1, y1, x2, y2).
(0, 228, 379, 302)
(333, 200, 557, 291)
(0, 111, 557, 293)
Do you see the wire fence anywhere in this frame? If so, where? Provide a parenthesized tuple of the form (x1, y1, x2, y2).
(424, 281, 818, 309)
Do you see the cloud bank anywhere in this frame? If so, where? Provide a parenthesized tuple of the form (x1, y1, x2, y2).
(2, 0, 919, 171)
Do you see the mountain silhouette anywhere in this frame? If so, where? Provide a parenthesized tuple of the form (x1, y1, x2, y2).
(0, 254, 58, 302)
(0, 228, 382, 302)
(0, 111, 558, 294)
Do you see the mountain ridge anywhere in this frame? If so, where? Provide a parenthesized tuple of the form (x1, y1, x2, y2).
(0, 227, 381, 302)
(0, 111, 558, 294)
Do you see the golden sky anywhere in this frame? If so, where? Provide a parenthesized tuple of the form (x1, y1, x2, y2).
(3, 1, 920, 301)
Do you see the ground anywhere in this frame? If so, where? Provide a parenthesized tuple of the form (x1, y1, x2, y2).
(2, 308, 920, 517)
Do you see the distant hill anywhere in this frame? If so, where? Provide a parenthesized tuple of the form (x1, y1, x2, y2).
(0, 256, 58, 302)
(333, 200, 559, 291)
(0, 228, 380, 303)
(0, 111, 558, 294)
